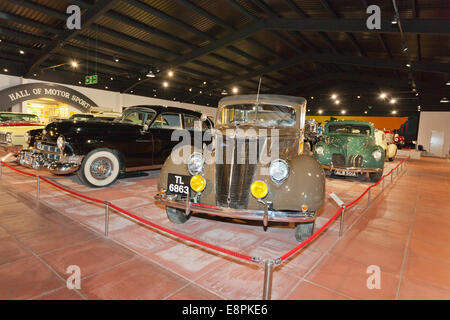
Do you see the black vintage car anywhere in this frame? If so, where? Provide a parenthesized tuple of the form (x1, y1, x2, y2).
(19, 105, 211, 187)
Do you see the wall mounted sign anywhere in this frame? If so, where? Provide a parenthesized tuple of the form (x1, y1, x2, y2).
(85, 75, 98, 85)
(0, 83, 98, 112)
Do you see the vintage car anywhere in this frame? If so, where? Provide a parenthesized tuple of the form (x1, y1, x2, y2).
(155, 94, 325, 242)
(377, 130, 397, 161)
(19, 105, 211, 187)
(0, 112, 45, 154)
(313, 120, 385, 182)
(304, 119, 321, 151)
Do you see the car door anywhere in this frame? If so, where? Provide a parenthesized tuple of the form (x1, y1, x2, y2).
(150, 112, 183, 164)
(119, 109, 156, 168)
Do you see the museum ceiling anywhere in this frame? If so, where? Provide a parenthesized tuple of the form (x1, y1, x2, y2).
(0, 0, 449, 116)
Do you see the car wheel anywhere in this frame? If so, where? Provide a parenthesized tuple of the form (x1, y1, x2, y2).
(166, 207, 190, 224)
(79, 149, 121, 188)
(294, 222, 315, 242)
(369, 171, 383, 182)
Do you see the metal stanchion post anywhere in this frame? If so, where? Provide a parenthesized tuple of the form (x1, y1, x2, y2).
(105, 201, 110, 237)
(262, 259, 274, 300)
(382, 177, 385, 191)
(339, 206, 345, 238)
(368, 188, 371, 207)
(36, 175, 40, 201)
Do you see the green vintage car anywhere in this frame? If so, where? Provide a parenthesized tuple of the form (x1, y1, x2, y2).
(313, 120, 385, 182)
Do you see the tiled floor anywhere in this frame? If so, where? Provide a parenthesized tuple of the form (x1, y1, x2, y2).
(0, 156, 449, 300)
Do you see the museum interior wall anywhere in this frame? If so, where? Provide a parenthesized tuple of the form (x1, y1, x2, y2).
(0, 74, 216, 117)
(417, 111, 450, 157)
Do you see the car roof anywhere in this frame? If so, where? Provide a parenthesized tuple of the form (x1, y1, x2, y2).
(218, 94, 306, 108)
(125, 105, 203, 116)
(326, 120, 374, 127)
(0, 112, 38, 116)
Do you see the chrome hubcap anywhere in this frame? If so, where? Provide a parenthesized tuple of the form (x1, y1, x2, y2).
(90, 157, 113, 180)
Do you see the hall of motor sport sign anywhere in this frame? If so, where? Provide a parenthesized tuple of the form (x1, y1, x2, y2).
(0, 83, 98, 112)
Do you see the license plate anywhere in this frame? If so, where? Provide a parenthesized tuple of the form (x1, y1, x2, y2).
(167, 173, 190, 195)
(335, 170, 358, 177)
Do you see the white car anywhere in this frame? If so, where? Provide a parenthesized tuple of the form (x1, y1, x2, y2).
(375, 129, 397, 161)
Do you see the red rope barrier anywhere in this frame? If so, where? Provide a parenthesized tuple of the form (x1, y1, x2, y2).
(0, 161, 254, 263)
(278, 157, 409, 262)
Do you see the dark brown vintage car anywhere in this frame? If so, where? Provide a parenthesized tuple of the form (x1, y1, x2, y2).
(155, 95, 325, 241)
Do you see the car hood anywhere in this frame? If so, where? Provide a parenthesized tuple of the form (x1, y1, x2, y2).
(41, 120, 141, 143)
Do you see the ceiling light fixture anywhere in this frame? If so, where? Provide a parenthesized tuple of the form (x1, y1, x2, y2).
(71, 61, 78, 68)
(310, 96, 314, 100)
(357, 95, 361, 99)
(390, 98, 397, 104)
(168, 70, 174, 77)
(391, 13, 399, 25)
(146, 70, 155, 78)
(232, 87, 239, 94)
(163, 81, 169, 88)
(114, 56, 119, 62)
(331, 94, 337, 100)
(379, 92, 387, 99)
(3, 68, 8, 73)
(318, 109, 323, 114)
(19, 50, 25, 55)
(364, 110, 368, 114)
(335, 100, 340, 105)
(221, 89, 228, 95)
(406, 63, 411, 68)
(445, 81, 450, 86)
(392, 110, 397, 115)
(401, 43, 408, 52)
(341, 110, 346, 114)
(188, 88, 192, 92)
(440, 97, 449, 103)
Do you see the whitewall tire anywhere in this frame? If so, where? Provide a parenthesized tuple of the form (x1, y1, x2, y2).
(78, 149, 121, 187)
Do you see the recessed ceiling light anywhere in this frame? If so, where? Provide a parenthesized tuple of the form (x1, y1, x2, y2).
(168, 70, 174, 77)
(232, 87, 239, 94)
(310, 96, 314, 100)
(130, 90, 134, 93)
(78, 81, 81, 84)
(318, 109, 323, 114)
(3, 68, 8, 72)
(391, 13, 399, 25)
(406, 63, 411, 68)
(446, 81, 450, 86)
(114, 56, 119, 62)
(163, 81, 169, 88)
(335, 100, 340, 105)
(221, 89, 228, 95)
(138, 78, 141, 81)
(341, 110, 346, 114)
(392, 110, 397, 114)
(390, 98, 397, 104)
(379, 92, 387, 99)
(364, 110, 368, 114)
(331, 94, 337, 100)
(440, 97, 449, 103)
(203, 81, 207, 85)
(71, 61, 78, 68)
(19, 50, 25, 55)
(105, 86, 108, 89)
(199, 90, 202, 94)
(307, 109, 311, 112)
(188, 88, 192, 92)
(146, 70, 155, 78)
(110, 77, 114, 81)
(401, 43, 408, 52)
(357, 95, 361, 99)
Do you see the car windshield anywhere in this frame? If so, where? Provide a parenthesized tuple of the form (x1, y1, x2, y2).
(0, 113, 39, 123)
(219, 103, 296, 127)
(327, 124, 372, 135)
(70, 114, 94, 120)
(119, 109, 156, 126)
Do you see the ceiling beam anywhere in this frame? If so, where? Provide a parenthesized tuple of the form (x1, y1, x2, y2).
(24, 0, 121, 77)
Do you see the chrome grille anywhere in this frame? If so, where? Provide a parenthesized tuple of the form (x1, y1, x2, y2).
(36, 142, 60, 153)
(332, 153, 346, 167)
(348, 155, 364, 167)
(216, 137, 259, 209)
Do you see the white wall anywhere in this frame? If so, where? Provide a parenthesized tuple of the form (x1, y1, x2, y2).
(0, 74, 216, 117)
(417, 111, 450, 157)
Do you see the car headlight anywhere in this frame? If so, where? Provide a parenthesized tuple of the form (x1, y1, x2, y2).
(250, 181, 268, 199)
(5, 132, 12, 143)
(372, 149, 382, 161)
(190, 175, 206, 192)
(24, 132, 31, 144)
(57, 136, 65, 150)
(187, 152, 204, 175)
(269, 159, 289, 183)
(315, 145, 324, 156)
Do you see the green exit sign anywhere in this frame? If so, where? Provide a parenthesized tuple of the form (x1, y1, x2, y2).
(85, 75, 98, 85)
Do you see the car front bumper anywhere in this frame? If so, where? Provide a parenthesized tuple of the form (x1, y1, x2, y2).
(18, 150, 81, 175)
(322, 165, 382, 174)
(155, 193, 316, 226)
